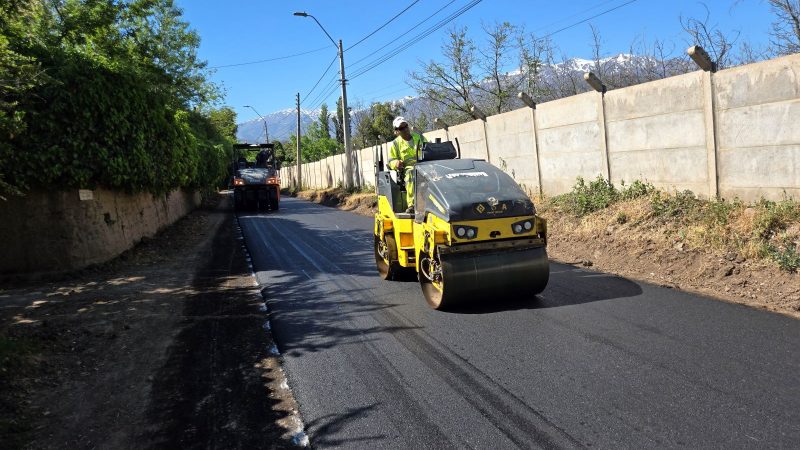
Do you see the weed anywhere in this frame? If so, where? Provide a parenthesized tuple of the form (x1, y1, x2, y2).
(752, 199, 800, 240)
(766, 238, 800, 272)
(615, 212, 629, 224)
(650, 190, 700, 221)
(552, 176, 618, 216)
(619, 180, 655, 201)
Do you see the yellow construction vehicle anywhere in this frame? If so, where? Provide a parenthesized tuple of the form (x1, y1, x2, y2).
(373, 139, 549, 310)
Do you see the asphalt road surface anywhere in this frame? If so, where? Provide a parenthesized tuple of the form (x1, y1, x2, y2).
(239, 197, 800, 449)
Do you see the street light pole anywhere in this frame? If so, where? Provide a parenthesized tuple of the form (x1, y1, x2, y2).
(243, 105, 269, 143)
(294, 11, 354, 189)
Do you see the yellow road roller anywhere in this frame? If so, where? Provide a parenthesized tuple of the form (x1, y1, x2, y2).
(373, 139, 549, 310)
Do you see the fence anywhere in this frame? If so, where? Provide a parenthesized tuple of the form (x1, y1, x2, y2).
(282, 53, 799, 202)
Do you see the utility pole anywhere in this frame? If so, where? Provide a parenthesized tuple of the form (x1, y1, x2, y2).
(293, 11, 355, 189)
(338, 39, 354, 189)
(296, 92, 302, 189)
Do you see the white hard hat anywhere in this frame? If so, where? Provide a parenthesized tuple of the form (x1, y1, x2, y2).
(392, 116, 408, 129)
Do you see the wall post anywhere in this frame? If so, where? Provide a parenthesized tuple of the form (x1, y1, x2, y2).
(596, 91, 612, 182)
(529, 107, 544, 196)
(701, 70, 720, 199)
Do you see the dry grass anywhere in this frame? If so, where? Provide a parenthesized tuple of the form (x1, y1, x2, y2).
(541, 178, 800, 273)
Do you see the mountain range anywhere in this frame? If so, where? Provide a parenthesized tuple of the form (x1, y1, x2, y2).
(235, 53, 678, 144)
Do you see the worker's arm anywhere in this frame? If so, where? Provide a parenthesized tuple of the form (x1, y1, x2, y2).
(387, 141, 403, 170)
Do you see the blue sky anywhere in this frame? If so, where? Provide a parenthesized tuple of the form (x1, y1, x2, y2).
(177, 0, 776, 135)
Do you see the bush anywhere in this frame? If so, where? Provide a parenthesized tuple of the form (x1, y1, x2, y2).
(553, 176, 618, 216)
(650, 190, 700, 221)
(766, 238, 800, 273)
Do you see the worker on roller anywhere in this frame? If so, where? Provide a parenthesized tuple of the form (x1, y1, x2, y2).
(388, 116, 427, 213)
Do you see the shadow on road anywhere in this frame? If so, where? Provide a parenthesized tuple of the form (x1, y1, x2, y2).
(445, 263, 643, 314)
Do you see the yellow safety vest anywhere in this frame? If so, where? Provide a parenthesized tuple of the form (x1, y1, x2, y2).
(388, 132, 427, 171)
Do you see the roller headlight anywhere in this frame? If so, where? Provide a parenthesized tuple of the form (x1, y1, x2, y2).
(453, 225, 478, 240)
(511, 219, 533, 235)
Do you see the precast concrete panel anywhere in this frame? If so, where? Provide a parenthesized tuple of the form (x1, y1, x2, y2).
(535, 92, 598, 129)
(718, 145, 799, 200)
(717, 100, 800, 149)
(609, 147, 709, 193)
(604, 72, 704, 121)
(359, 147, 375, 188)
(714, 53, 800, 110)
(536, 92, 604, 195)
(606, 110, 706, 153)
(537, 122, 601, 153)
(485, 108, 539, 194)
(424, 129, 448, 144)
(448, 120, 488, 160)
(324, 157, 334, 188)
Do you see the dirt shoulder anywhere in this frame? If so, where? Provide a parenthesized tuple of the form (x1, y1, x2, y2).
(291, 188, 799, 319)
(0, 193, 300, 449)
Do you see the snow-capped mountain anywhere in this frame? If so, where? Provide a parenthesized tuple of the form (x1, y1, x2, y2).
(236, 53, 685, 142)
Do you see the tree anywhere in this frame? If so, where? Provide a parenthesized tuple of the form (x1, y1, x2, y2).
(332, 96, 344, 145)
(408, 26, 477, 125)
(353, 101, 404, 148)
(473, 22, 521, 115)
(207, 107, 238, 141)
(767, 0, 800, 55)
(681, 4, 740, 70)
(317, 103, 331, 139)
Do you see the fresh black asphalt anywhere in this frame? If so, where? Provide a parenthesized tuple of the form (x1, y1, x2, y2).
(239, 196, 800, 449)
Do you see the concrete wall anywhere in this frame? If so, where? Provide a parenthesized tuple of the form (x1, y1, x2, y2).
(0, 188, 200, 275)
(604, 71, 710, 196)
(536, 91, 606, 195)
(714, 54, 800, 200)
(283, 53, 800, 202)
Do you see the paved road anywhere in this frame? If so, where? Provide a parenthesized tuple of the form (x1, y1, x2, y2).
(239, 197, 800, 449)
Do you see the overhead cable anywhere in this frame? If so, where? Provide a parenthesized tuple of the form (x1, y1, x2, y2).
(346, 0, 421, 51)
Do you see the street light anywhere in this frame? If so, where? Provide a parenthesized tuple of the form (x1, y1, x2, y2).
(294, 10, 355, 189)
(243, 105, 269, 143)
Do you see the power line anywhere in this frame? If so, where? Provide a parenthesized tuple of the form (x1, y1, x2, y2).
(301, 54, 339, 106)
(210, 46, 330, 69)
(529, 0, 621, 34)
(536, 0, 640, 41)
(348, 0, 457, 69)
(349, 0, 483, 80)
(306, 76, 340, 109)
(346, 0, 421, 51)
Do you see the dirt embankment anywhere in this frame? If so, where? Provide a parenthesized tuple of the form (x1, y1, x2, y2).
(0, 194, 300, 449)
(291, 188, 799, 319)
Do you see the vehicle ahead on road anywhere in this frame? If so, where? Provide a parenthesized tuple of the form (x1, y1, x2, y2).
(373, 139, 549, 309)
(231, 143, 281, 211)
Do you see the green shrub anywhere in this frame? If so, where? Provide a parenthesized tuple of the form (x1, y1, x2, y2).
(766, 238, 800, 273)
(553, 176, 618, 216)
(619, 180, 655, 200)
(650, 190, 700, 221)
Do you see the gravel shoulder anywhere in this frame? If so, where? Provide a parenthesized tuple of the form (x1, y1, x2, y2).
(0, 193, 300, 449)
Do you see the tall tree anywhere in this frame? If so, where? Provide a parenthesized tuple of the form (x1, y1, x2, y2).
(408, 26, 477, 125)
(474, 22, 521, 115)
(331, 96, 349, 147)
(317, 103, 331, 139)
